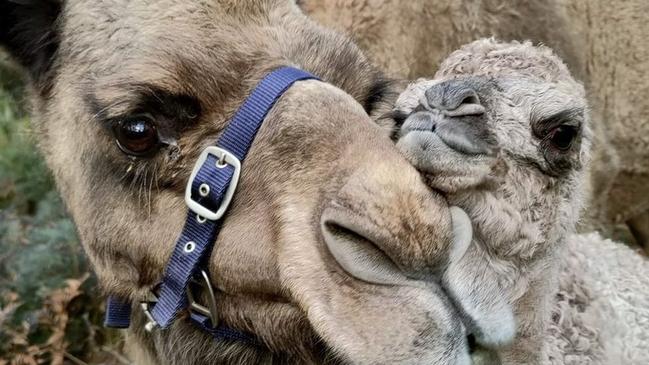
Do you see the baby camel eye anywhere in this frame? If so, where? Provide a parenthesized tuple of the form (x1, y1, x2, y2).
(548, 125, 577, 150)
(114, 115, 160, 156)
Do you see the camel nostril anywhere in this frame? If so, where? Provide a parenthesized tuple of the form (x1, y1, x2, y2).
(321, 155, 456, 286)
(443, 89, 485, 117)
(424, 81, 485, 117)
(321, 205, 410, 286)
(460, 94, 480, 107)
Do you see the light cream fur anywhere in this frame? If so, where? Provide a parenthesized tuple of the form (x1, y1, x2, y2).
(546, 232, 649, 365)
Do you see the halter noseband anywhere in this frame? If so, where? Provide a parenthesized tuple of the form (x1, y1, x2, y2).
(104, 67, 319, 345)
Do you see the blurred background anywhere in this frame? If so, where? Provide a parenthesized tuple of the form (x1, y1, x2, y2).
(0, 54, 125, 365)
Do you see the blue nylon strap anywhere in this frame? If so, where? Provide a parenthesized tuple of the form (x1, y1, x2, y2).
(218, 67, 319, 161)
(146, 66, 318, 332)
(104, 296, 132, 328)
(190, 312, 259, 346)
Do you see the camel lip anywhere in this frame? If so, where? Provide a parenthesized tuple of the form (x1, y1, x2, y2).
(401, 111, 496, 157)
(403, 129, 496, 164)
(435, 126, 495, 157)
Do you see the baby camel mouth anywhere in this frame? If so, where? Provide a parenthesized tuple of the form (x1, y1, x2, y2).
(401, 110, 496, 157)
(396, 110, 501, 195)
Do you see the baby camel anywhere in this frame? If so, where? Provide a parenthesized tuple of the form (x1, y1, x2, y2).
(393, 38, 592, 363)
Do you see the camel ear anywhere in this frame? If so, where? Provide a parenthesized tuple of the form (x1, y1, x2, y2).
(0, 0, 62, 90)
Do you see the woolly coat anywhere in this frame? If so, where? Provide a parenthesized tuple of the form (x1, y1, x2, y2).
(546, 233, 649, 364)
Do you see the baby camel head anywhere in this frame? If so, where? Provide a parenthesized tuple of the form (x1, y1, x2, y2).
(396, 38, 592, 257)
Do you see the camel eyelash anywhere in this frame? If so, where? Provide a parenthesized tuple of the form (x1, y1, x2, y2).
(534, 107, 584, 138)
(88, 83, 202, 129)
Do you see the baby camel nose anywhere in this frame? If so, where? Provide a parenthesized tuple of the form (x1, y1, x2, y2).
(423, 80, 485, 117)
(399, 78, 496, 156)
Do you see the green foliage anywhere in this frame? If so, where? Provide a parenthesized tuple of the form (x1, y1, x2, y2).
(0, 60, 53, 213)
(0, 57, 121, 364)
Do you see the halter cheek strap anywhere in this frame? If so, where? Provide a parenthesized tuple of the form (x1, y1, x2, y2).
(104, 67, 319, 344)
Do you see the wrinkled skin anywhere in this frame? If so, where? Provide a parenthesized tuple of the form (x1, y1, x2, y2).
(0, 0, 488, 364)
(394, 39, 592, 364)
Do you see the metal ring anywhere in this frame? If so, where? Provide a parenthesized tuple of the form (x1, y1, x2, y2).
(196, 214, 207, 224)
(184, 241, 196, 253)
(186, 270, 220, 328)
(199, 183, 210, 197)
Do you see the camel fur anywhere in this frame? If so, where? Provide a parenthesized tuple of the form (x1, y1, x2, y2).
(545, 232, 649, 365)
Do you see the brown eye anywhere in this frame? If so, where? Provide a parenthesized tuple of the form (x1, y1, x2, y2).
(548, 125, 577, 150)
(114, 116, 160, 156)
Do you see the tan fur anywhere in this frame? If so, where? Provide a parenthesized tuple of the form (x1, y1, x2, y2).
(394, 39, 591, 364)
(300, 0, 580, 80)
(301, 0, 649, 250)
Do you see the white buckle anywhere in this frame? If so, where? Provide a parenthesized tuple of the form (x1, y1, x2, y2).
(185, 146, 241, 221)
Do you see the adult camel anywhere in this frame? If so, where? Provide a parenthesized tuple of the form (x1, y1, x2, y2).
(1, 0, 479, 363)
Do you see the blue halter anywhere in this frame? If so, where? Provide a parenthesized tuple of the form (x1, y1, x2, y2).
(104, 67, 319, 345)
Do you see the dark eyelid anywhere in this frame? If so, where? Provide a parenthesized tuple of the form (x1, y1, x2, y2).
(534, 107, 584, 137)
(87, 83, 202, 126)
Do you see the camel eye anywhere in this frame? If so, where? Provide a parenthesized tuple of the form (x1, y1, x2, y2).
(114, 116, 160, 156)
(548, 125, 577, 150)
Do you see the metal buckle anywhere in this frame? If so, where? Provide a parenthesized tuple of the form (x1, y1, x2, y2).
(141, 291, 160, 332)
(186, 270, 219, 328)
(185, 146, 241, 221)
(139, 270, 219, 331)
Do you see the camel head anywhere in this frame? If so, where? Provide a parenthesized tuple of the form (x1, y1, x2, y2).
(394, 39, 592, 354)
(1, 0, 474, 363)
(396, 37, 592, 261)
